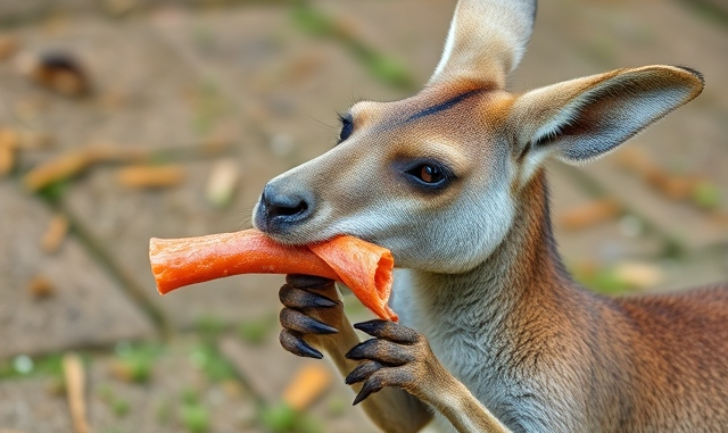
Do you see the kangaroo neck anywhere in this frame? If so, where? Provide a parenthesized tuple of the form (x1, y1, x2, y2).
(407, 169, 572, 334)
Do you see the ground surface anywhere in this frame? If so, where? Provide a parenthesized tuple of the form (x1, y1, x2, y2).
(0, 0, 726, 432)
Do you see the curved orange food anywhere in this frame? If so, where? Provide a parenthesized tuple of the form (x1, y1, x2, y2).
(149, 229, 397, 321)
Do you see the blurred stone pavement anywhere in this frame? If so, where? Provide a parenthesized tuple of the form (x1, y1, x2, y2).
(0, 0, 726, 431)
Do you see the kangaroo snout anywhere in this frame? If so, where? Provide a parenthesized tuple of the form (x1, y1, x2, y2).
(254, 181, 315, 235)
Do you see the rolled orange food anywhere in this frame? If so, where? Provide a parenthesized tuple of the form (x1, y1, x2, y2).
(149, 229, 397, 321)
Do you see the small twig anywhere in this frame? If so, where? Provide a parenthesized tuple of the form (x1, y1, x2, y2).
(281, 363, 332, 411)
(42, 213, 69, 254)
(63, 352, 90, 433)
(22, 144, 150, 192)
(116, 164, 186, 189)
(0, 129, 19, 176)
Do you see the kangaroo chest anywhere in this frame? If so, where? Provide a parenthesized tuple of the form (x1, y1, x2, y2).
(391, 271, 582, 433)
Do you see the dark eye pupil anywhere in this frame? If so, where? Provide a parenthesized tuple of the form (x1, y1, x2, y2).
(339, 118, 353, 143)
(404, 161, 451, 189)
(419, 165, 441, 183)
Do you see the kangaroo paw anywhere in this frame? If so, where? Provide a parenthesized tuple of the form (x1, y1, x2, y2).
(278, 275, 346, 359)
(345, 320, 432, 405)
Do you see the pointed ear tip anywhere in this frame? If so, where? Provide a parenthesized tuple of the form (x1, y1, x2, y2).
(671, 65, 705, 91)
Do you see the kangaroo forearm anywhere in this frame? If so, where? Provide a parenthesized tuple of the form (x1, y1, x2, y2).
(321, 320, 432, 433)
(416, 372, 512, 433)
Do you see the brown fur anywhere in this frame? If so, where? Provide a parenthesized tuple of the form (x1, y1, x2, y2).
(493, 171, 728, 431)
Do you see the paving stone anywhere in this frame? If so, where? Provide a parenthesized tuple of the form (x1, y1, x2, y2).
(89, 338, 260, 433)
(0, 338, 261, 433)
(0, 16, 220, 171)
(0, 182, 153, 360)
(549, 165, 666, 266)
(151, 4, 402, 164)
(0, 377, 73, 432)
(219, 333, 380, 433)
(656, 245, 728, 292)
(0, 15, 290, 329)
(551, 164, 728, 293)
(311, 0, 455, 86)
(0, 0, 95, 25)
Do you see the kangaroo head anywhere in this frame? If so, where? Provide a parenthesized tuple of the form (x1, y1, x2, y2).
(253, 0, 703, 274)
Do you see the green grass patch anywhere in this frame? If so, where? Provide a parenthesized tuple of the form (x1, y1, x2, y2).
(691, 181, 721, 210)
(191, 79, 230, 136)
(572, 265, 635, 296)
(157, 399, 173, 425)
(180, 402, 211, 433)
(97, 383, 132, 418)
(0, 353, 64, 380)
(112, 398, 131, 417)
(238, 314, 277, 346)
(36, 179, 70, 202)
(189, 343, 237, 383)
(326, 396, 346, 418)
(195, 315, 228, 337)
(260, 403, 323, 433)
(112, 342, 164, 384)
(291, 4, 415, 90)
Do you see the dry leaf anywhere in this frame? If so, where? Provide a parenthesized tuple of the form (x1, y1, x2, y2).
(558, 199, 621, 230)
(281, 363, 332, 411)
(0, 35, 18, 61)
(613, 262, 663, 289)
(27, 275, 55, 299)
(42, 214, 69, 254)
(117, 165, 186, 189)
(23, 151, 92, 191)
(206, 159, 239, 207)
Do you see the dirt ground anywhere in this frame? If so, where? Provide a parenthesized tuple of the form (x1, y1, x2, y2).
(0, 0, 726, 432)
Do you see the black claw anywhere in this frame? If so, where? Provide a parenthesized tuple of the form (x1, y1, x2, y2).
(280, 285, 339, 309)
(279, 330, 323, 359)
(345, 339, 377, 360)
(353, 320, 386, 334)
(354, 320, 420, 344)
(280, 309, 338, 335)
(346, 338, 414, 365)
(311, 295, 338, 308)
(345, 360, 382, 385)
(352, 375, 383, 406)
(286, 274, 335, 290)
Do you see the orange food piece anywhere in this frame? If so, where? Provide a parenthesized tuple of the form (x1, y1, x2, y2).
(149, 229, 397, 321)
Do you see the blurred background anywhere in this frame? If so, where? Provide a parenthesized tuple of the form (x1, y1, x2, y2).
(0, 0, 726, 432)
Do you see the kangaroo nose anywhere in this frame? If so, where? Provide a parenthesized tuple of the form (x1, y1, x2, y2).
(255, 182, 314, 233)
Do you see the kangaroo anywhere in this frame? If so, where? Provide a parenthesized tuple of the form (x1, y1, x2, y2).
(252, 0, 728, 432)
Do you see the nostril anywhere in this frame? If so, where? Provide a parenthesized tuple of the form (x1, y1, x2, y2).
(261, 183, 313, 223)
(271, 197, 308, 217)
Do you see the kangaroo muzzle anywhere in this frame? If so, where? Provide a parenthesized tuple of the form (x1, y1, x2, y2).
(254, 181, 315, 235)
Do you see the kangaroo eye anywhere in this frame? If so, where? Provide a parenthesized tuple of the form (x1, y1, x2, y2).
(338, 114, 354, 143)
(417, 165, 442, 183)
(406, 163, 450, 186)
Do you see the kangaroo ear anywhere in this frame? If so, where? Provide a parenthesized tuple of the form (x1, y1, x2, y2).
(428, 0, 537, 89)
(508, 65, 704, 178)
